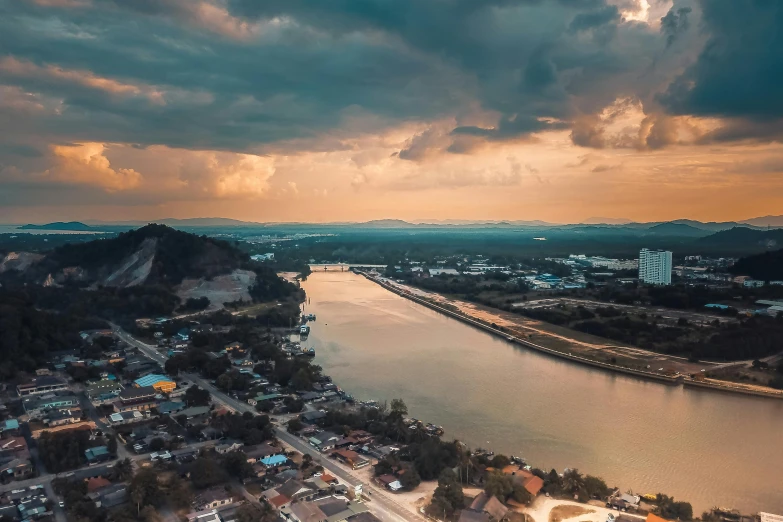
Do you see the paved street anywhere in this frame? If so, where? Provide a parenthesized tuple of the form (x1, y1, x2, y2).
(113, 326, 427, 522)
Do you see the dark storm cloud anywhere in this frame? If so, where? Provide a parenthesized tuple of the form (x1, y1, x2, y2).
(660, 0, 783, 124)
(0, 0, 680, 157)
(2, 0, 779, 163)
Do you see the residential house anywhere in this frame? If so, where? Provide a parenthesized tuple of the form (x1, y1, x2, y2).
(280, 495, 369, 522)
(260, 455, 288, 468)
(469, 492, 509, 521)
(134, 374, 176, 394)
(244, 443, 278, 463)
(85, 446, 112, 465)
(510, 470, 544, 497)
(108, 411, 144, 425)
(23, 394, 80, 418)
(262, 479, 318, 510)
(43, 409, 80, 427)
(86, 477, 111, 492)
(0, 419, 20, 437)
(87, 484, 128, 508)
(332, 449, 369, 470)
(16, 376, 69, 397)
(247, 394, 282, 407)
(300, 411, 326, 425)
(180, 406, 211, 425)
(215, 441, 243, 454)
(86, 380, 124, 404)
(0, 437, 29, 460)
(308, 432, 340, 452)
(171, 447, 198, 463)
(17, 497, 48, 519)
(194, 488, 235, 510)
(158, 401, 185, 415)
(376, 475, 402, 492)
(0, 458, 32, 480)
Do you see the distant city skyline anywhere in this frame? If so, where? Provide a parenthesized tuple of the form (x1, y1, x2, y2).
(1, 1, 782, 223)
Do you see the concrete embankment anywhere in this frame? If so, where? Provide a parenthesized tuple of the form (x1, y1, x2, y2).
(362, 273, 783, 400)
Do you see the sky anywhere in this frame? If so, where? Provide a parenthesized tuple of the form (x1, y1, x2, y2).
(1, 0, 782, 224)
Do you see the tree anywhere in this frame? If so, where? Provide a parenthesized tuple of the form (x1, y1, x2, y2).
(287, 418, 304, 433)
(284, 396, 304, 413)
(165, 355, 188, 376)
(112, 458, 133, 482)
(512, 482, 532, 504)
(290, 368, 312, 390)
(130, 468, 164, 516)
(184, 385, 211, 406)
(167, 476, 194, 509)
(489, 454, 511, 469)
(189, 458, 228, 489)
(148, 437, 165, 452)
(399, 467, 421, 491)
(389, 398, 408, 419)
(583, 475, 610, 500)
(222, 451, 254, 479)
(562, 468, 585, 496)
(429, 469, 464, 518)
(484, 471, 513, 501)
(216, 373, 233, 391)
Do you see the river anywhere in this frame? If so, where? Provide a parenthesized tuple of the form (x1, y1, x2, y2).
(299, 271, 783, 514)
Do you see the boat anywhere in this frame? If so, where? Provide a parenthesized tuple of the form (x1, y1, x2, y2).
(299, 325, 310, 335)
(302, 347, 315, 356)
(307, 313, 316, 321)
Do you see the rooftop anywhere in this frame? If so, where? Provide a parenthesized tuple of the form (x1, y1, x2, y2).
(134, 374, 174, 388)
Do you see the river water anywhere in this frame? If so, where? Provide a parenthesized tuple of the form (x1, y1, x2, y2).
(300, 271, 783, 513)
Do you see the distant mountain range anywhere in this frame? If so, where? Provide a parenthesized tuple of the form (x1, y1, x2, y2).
(12, 214, 783, 234)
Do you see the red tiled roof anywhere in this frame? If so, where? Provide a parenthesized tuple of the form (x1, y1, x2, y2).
(523, 476, 544, 496)
(270, 494, 289, 508)
(86, 477, 111, 492)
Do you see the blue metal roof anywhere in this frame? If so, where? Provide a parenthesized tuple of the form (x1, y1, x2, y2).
(261, 455, 287, 466)
(134, 374, 172, 387)
(2, 419, 19, 430)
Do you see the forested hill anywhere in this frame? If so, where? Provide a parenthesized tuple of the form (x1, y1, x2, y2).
(729, 248, 783, 281)
(36, 223, 249, 286)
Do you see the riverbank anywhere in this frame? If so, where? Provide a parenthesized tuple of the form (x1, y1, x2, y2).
(361, 272, 783, 401)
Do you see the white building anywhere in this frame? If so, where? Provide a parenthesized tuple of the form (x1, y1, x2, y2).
(638, 248, 672, 285)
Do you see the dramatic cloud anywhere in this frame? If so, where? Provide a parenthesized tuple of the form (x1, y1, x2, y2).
(1, 0, 782, 222)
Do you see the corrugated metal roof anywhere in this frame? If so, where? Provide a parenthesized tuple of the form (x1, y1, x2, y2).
(134, 374, 173, 387)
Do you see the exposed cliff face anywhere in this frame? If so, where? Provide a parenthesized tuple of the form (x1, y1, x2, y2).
(0, 252, 44, 273)
(101, 237, 157, 288)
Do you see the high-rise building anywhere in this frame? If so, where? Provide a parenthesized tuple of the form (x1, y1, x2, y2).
(639, 248, 672, 285)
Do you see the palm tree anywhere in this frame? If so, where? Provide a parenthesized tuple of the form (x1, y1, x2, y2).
(113, 458, 133, 481)
(562, 468, 585, 496)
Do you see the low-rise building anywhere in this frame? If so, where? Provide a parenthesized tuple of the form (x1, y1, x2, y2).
(109, 410, 144, 425)
(86, 380, 124, 404)
(16, 377, 69, 397)
(134, 374, 176, 394)
(85, 446, 112, 465)
(116, 387, 158, 412)
(332, 449, 369, 469)
(23, 394, 80, 418)
(87, 484, 128, 508)
(43, 409, 80, 427)
(193, 488, 235, 511)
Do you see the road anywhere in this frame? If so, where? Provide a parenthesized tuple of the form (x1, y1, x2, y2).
(113, 327, 426, 522)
